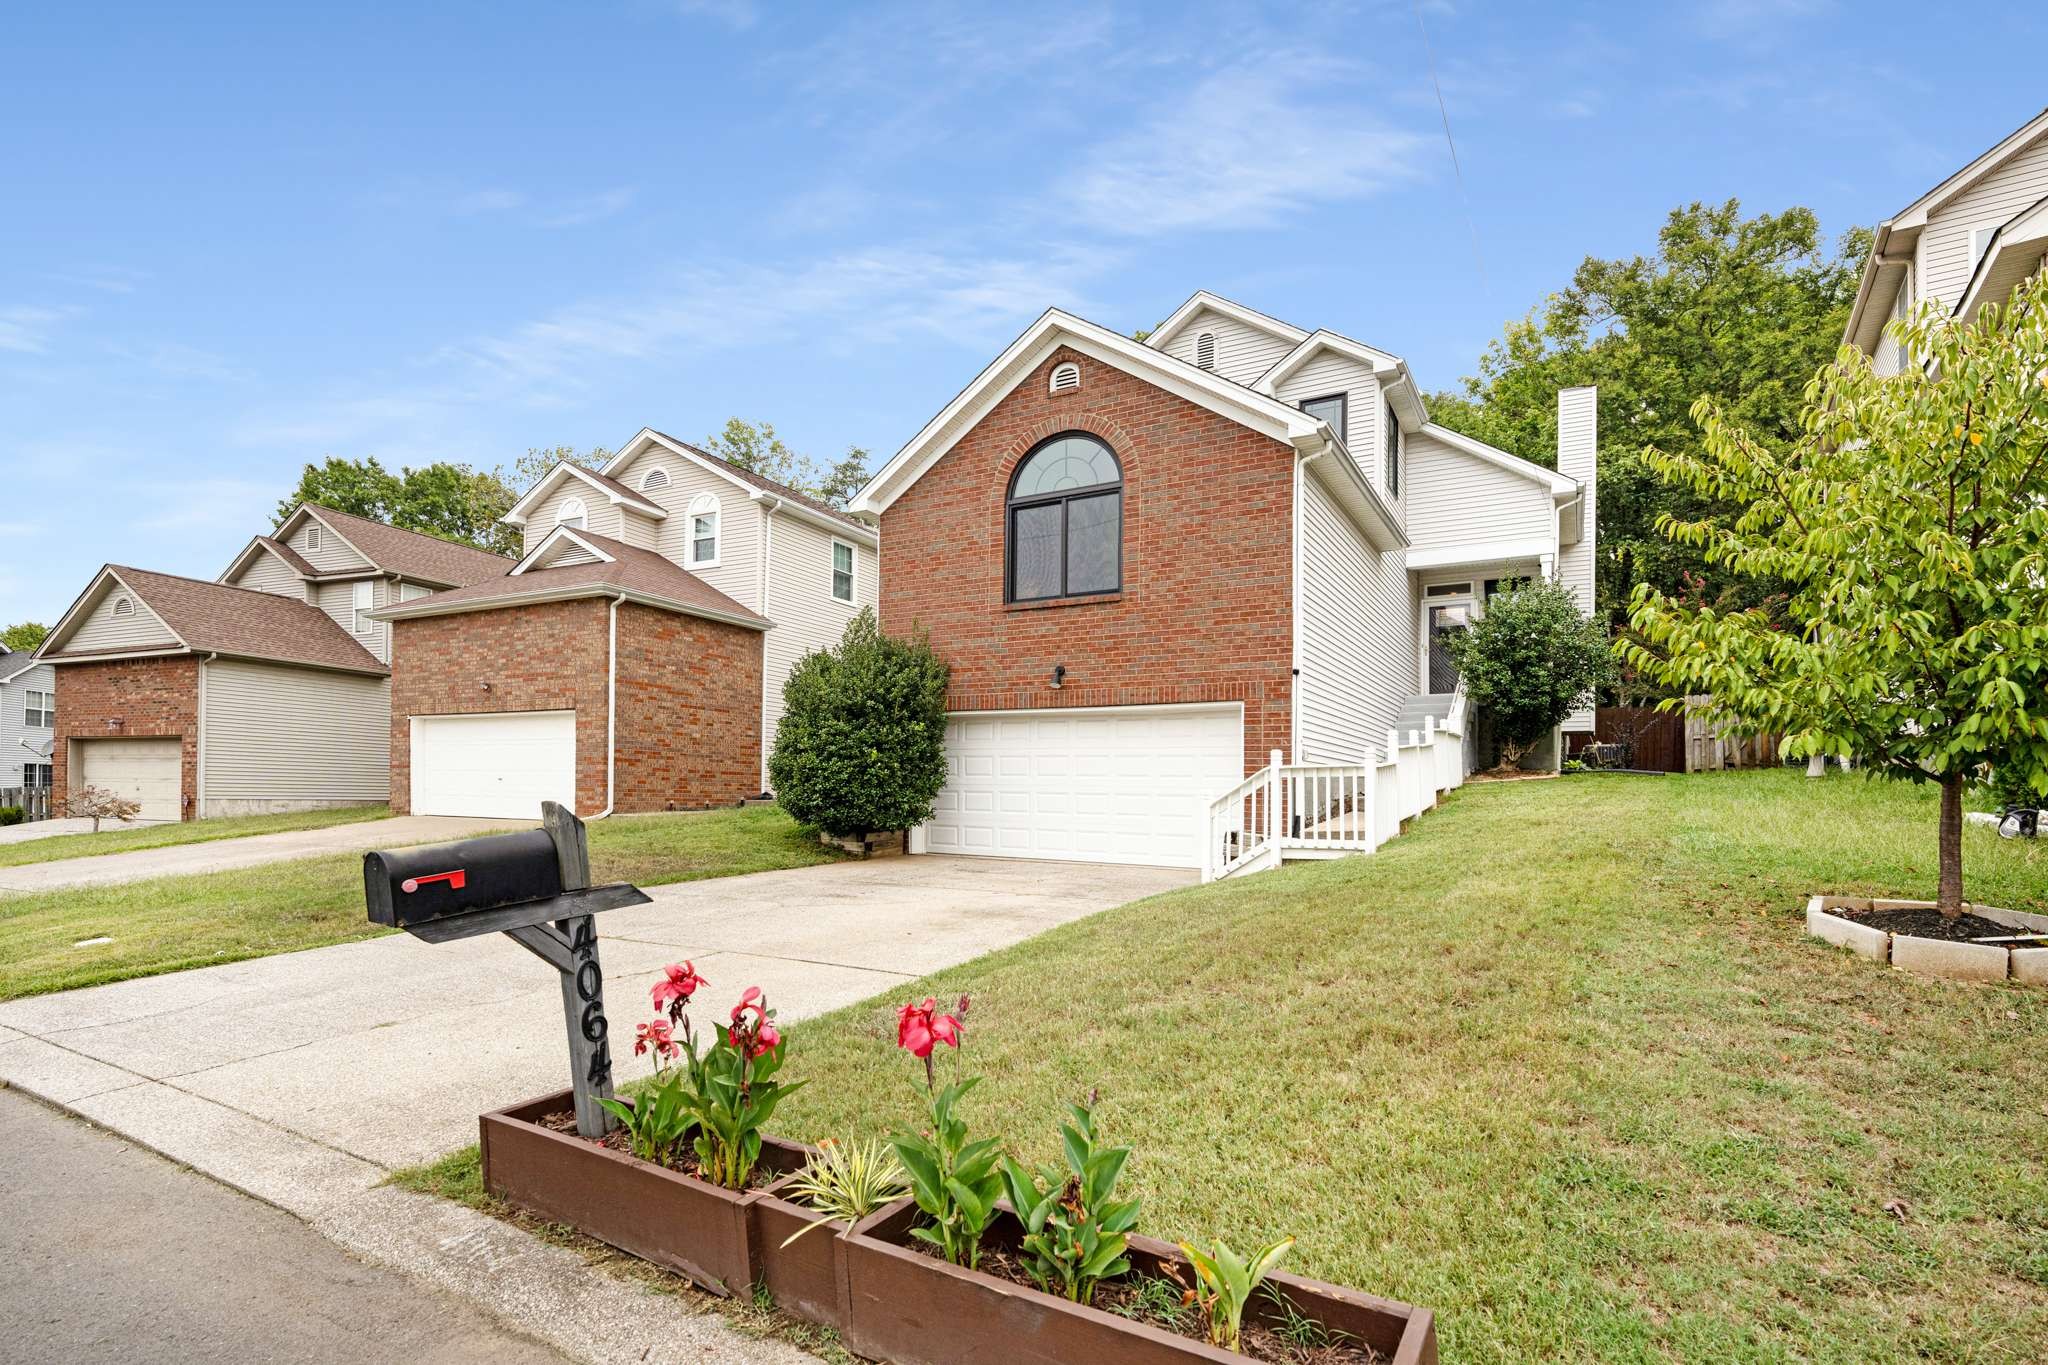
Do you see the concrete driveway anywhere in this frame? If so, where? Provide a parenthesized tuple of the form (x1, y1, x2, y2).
(0, 854, 1186, 1364)
(0, 816, 173, 846)
(0, 814, 529, 893)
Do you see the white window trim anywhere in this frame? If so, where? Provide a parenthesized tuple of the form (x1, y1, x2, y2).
(352, 580, 375, 634)
(831, 538, 856, 604)
(688, 494, 721, 569)
(558, 496, 588, 531)
(25, 689, 54, 728)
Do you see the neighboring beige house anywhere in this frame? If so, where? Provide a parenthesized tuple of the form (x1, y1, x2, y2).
(1847, 106, 2048, 370)
(35, 506, 509, 821)
(374, 431, 881, 816)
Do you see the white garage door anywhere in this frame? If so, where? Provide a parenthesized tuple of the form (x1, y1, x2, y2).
(925, 705, 1243, 868)
(76, 738, 182, 822)
(412, 711, 576, 820)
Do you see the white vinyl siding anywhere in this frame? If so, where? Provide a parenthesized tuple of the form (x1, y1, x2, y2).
(1401, 430, 1555, 552)
(1296, 473, 1409, 764)
(291, 518, 373, 572)
(231, 547, 307, 599)
(761, 509, 878, 785)
(1919, 130, 2048, 312)
(68, 586, 179, 652)
(200, 659, 389, 813)
(1274, 353, 1388, 503)
(619, 507, 661, 551)
(1157, 307, 1297, 386)
(314, 577, 391, 663)
(1871, 275, 1909, 378)
(0, 660, 57, 789)
(604, 448, 764, 611)
(524, 480, 625, 549)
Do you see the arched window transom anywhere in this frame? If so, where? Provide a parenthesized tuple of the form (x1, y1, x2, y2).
(1006, 432, 1122, 602)
(688, 493, 720, 567)
(558, 496, 588, 531)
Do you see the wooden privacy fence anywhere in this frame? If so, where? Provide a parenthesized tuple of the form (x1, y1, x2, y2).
(1566, 700, 1782, 774)
(0, 786, 57, 821)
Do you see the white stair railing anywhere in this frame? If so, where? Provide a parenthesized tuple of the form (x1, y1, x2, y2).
(1204, 751, 1280, 882)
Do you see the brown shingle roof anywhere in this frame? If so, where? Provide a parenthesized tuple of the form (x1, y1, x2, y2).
(643, 432, 867, 529)
(253, 535, 318, 577)
(302, 506, 513, 587)
(47, 567, 388, 675)
(379, 531, 768, 629)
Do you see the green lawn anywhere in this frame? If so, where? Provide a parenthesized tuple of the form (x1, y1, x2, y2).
(0, 806, 841, 1000)
(404, 770, 2047, 1363)
(0, 803, 394, 868)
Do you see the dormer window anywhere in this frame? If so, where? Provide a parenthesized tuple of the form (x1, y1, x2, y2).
(1384, 400, 1401, 497)
(640, 467, 671, 492)
(1049, 362, 1080, 394)
(1300, 394, 1346, 443)
(688, 493, 720, 567)
(1195, 332, 1216, 370)
(558, 497, 587, 531)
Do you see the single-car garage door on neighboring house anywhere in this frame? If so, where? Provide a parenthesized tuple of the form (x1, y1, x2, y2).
(921, 704, 1243, 868)
(76, 737, 183, 822)
(411, 710, 576, 820)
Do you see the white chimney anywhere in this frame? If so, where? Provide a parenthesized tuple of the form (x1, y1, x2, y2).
(1555, 386, 1597, 616)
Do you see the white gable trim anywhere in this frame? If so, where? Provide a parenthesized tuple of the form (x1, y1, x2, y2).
(1144, 290, 1308, 354)
(1418, 423, 1578, 498)
(39, 566, 191, 657)
(600, 429, 878, 546)
(1954, 193, 2048, 325)
(851, 309, 1325, 517)
(504, 460, 668, 527)
(1890, 108, 2048, 230)
(290, 506, 378, 572)
(511, 525, 617, 576)
(1405, 536, 1557, 572)
(1255, 330, 1402, 391)
(217, 535, 297, 585)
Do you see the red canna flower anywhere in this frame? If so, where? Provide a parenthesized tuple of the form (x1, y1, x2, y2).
(725, 987, 781, 1060)
(635, 1017, 678, 1061)
(651, 961, 707, 1016)
(896, 997, 963, 1060)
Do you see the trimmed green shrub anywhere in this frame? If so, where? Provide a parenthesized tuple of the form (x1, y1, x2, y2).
(770, 608, 950, 837)
(0, 806, 23, 827)
(1449, 578, 1614, 771)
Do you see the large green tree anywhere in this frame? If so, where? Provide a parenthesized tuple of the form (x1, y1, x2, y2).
(1621, 274, 2048, 916)
(2, 621, 48, 653)
(702, 418, 870, 508)
(1431, 201, 1869, 620)
(280, 455, 549, 558)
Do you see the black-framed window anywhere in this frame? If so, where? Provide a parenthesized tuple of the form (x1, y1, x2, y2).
(1383, 400, 1400, 496)
(1006, 432, 1123, 602)
(1300, 393, 1346, 443)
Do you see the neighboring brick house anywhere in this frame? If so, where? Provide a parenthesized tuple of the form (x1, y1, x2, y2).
(851, 292, 1596, 873)
(35, 505, 510, 821)
(374, 433, 875, 818)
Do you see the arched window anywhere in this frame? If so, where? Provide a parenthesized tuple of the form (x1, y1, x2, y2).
(1006, 432, 1122, 602)
(557, 497, 587, 531)
(640, 466, 671, 492)
(1195, 332, 1216, 370)
(688, 493, 720, 567)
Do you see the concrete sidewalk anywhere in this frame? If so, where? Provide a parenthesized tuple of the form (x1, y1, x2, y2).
(0, 816, 173, 845)
(0, 854, 1188, 1363)
(0, 814, 528, 892)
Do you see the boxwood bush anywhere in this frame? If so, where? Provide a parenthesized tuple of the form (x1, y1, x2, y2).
(770, 608, 949, 838)
(0, 806, 22, 827)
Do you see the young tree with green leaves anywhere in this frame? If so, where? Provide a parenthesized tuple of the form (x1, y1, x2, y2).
(277, 456, 526, 557)
(1431, 200, 1868, 620)
(2, 621, 49, 653)
(703, 418, 869, 508)
(1621, 274, 2048, 917)
(1447, 579, 1614, 771)
(769, 609, 949, 837)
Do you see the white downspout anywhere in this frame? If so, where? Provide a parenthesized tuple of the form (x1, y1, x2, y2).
(1292, 445, 1323, 768)
(588, 594, 621, 820)
(194, 652, 218, 819)
(758, 497, 779, 794)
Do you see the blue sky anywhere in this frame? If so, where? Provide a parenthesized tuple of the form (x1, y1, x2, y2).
(3, 1, 2043, 628)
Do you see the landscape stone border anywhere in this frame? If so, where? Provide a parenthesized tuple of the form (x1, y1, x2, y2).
(1805, 895, 2048, 985)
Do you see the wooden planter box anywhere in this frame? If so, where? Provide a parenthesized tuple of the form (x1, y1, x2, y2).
(840, 1200, 1437, 1365)
(751, 1182, 854, 1328)
(479, 1089, 811, 1297)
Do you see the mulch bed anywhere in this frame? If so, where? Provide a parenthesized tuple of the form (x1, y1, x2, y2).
(914, 1242, 1379, 1364)
(537, 1109, 781, 1188)
(1831, 906, 2040, 944)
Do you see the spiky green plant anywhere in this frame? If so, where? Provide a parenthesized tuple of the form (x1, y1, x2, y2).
(779, 1138, 909, 1247)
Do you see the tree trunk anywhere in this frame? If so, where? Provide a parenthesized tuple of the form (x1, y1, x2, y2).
(1805, 754, 1826, 778)
(1937, 772, 1965, 918)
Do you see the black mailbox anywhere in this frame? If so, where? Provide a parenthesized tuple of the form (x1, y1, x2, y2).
(365, 828, 564, 930)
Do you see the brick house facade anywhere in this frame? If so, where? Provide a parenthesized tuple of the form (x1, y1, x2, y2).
(878, 345, 1296, 776)
(389, 597, 763, 817)
(50, 656, 201, 819)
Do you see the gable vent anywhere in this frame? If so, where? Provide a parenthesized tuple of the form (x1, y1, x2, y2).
(113, 596, 135, 617)
(1195, 332, 1216, 370)
(1049, 362, 1081, 394)
(641, 467, 671, 492)
(305, 523, 323, 550)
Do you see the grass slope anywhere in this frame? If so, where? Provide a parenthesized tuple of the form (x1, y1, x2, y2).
(0, 806, 840, 1000)
(0, 803, 394, 868)
(408, 770, 2046, 1363)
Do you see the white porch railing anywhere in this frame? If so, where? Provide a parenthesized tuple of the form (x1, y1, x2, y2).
(1203, 685, 1469, 882)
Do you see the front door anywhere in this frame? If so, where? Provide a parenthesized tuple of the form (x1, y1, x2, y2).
(1427, 603, 1470, 693)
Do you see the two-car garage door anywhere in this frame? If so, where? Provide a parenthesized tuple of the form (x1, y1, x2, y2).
(411, 711, 576, 820)
(923, 704, 1243, 868)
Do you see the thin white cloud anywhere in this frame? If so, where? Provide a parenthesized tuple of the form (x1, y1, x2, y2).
(0, 305, 76, 354)
(1062, 61, 1429, 235)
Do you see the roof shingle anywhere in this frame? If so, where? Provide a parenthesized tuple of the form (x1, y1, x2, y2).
(46, 567, 388, 674)
(642, 432, 867, 529)
(379, 531, 768, 629)
(301, 506, 513, 586)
